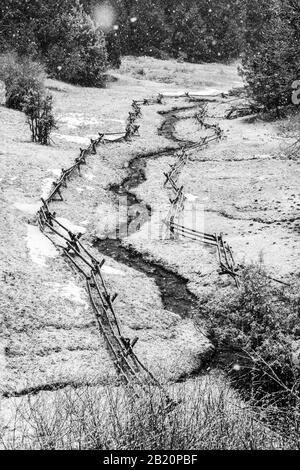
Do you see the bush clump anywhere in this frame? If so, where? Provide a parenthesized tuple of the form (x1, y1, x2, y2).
(0, 53, 56, 145)
(23, 92, 57, 145)
(0, 377, 292, 450)
(240, 0, 300, 115)
(42, 2, 107, 87)
(0, 0, 108, 88)
(110, 0, 244, 63)
(0, 53, 45, 111)
(201, 263, 300, 400)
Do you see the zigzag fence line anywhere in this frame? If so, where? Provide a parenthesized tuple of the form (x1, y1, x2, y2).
(35, 96, 178, 408)
(31, 88, 288, 403)
(162, 108, 240, 287)
(10, 84, 286, 409)
(225, 103, 263, 120)
(34, 90, 230, 401)
(161, 99, 288, 289)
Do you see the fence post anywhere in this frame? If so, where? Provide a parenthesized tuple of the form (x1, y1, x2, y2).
(170, 215, 175, 240)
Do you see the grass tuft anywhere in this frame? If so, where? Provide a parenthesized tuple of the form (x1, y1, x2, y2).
(1, 374, 294, 450)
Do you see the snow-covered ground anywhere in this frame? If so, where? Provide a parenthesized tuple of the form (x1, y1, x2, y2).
(4, 56, 297, 404)
(26, 224, 58, 266)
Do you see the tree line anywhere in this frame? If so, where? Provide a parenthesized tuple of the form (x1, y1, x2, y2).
(1, 0, 300, 114)
(0, 0, 107, 86)
(102, 0, 244, 63)
(0, 1, 245, 73)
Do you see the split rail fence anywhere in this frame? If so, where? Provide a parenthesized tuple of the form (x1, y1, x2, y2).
(33, 89, 284, 401)
(35, 97, 177, 406)
(163, 106, 240, 287)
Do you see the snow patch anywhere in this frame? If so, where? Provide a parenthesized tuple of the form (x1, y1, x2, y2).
(85, 173, 95, 181)
(14, 202, 41, 215)
(104, 118, 125, 124)
(184, 193, 199, 202)
(48, 168, 61, 178)
(162, 88, 221, 97)
(54, 131, 126, 145)
(103, 133, 125, 141)
(161, 90, 186, 98)
(56, 217, 86, 234)
(59, 113, 124, 128)
(188, 88, 221, 96)
(59, 113, 99, 129)
(57, 281, 89, 309)
(53, 133, 91, 145)
(41, 178, 55, 200)
(102, 265, 125, 276)
(26, 225, 58, 266)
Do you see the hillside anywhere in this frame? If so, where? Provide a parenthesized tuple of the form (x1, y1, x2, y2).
(0, 56, 299, 448)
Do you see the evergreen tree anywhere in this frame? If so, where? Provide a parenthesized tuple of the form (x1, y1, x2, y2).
(90, 0, 244, 62)
(0, 0, 40, 56)
(0, 0, 107, 86)
(170, 0, 244, 62)
(41, 1, 107, 86)
(106, 30, 122, 68)
(241, 0, 300, 114)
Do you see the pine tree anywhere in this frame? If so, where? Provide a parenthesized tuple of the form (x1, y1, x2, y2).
(43, 1, 107, 86)
(0, 0, 108, 86)
(92, 0, 244, 62)
(241, 0, 300, 114)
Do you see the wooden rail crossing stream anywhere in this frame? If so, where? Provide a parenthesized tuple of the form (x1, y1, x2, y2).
(33, 89, 281, 402)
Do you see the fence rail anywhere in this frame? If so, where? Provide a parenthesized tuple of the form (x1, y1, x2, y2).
(30, 89, 288, 403)
(35, 96, 176, 406)
(36, 90, 229, 401)
(162, 105, 240, 286)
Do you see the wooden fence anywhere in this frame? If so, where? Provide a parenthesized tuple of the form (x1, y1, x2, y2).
(162, 107, 239, 287)
(33, 89, 288, 402)
(35, 97, 175, 407)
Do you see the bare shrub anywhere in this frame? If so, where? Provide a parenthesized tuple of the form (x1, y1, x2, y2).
(0, 376, 294, 450)
(0, 53, 45, 111)
(22, 92, 57, 145)
(200, 262, 300, 405)
(0, 52, 56, 145)
(278, 112, 300, 160)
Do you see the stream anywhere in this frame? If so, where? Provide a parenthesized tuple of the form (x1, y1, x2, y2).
(94, 102, 207, 319)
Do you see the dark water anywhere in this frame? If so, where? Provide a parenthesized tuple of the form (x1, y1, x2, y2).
(95, 106, 203, 318)
(94, 239, 199, 318)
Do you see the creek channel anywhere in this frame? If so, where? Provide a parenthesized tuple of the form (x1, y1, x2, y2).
(94, 102, 210, 319)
